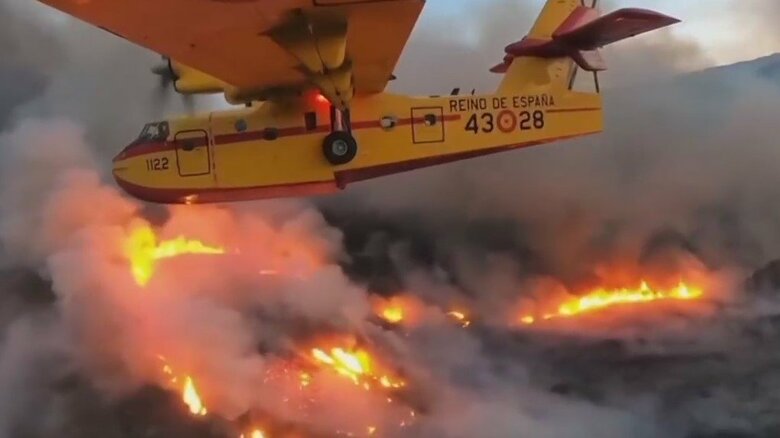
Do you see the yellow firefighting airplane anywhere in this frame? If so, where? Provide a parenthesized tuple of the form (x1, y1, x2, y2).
(40, 0, 678, 204)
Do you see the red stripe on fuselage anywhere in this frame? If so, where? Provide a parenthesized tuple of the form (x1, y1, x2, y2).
(114, 140, 171, 161)
(116, 114, 464, 160)
(213, 125, 331, 144)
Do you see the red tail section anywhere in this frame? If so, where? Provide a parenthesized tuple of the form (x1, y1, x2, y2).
(491, 7, 680, 73)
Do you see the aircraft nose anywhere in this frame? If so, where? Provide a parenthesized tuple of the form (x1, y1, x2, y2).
(110, 143, 173, 204)
(112, 144, 134, 190)
(112, 160, 145, 203)
(113, 144, 131, 163)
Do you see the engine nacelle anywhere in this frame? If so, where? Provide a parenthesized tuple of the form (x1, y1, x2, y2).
(155, 59, 306, 105)
(168, 60, 226, 95)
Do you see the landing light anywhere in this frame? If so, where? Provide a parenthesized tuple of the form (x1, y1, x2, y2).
(315, 93, 330, 105)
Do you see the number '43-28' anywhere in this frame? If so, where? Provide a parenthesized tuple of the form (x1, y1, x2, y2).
(465, 110, 545, 134)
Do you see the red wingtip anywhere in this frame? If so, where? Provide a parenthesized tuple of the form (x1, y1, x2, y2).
(490, 62, 510, 74)
(555, 8, 681, 50)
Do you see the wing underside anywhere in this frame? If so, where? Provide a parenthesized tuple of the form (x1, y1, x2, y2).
(39, 0, 425, 107)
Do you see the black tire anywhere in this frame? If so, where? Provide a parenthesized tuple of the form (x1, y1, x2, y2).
(322, 131, 358, 165)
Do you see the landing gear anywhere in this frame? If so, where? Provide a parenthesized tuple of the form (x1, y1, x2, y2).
(323, 131, 357, 165)
(322, 106, 357, 166)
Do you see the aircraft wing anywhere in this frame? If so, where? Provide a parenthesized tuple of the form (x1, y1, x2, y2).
(38, 0, 425, 107)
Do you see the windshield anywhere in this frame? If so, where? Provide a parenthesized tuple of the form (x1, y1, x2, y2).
(137, 122, 169, 142)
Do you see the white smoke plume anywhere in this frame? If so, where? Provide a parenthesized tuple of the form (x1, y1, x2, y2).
(1, 0, 780, 437)
(0, 118, 664, 437)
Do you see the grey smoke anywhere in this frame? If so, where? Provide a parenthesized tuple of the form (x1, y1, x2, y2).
(1, 0, 780, 437)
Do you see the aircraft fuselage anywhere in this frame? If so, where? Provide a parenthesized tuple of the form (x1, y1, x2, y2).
(112, 88, 602, 204)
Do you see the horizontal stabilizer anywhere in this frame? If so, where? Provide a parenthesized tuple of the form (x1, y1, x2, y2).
(493, 7, 679, 74)
(554, 8, 681, 50)
(489, 62, 509, 74)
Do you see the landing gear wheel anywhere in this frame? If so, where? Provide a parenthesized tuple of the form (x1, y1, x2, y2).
(323, 131, 358, 165)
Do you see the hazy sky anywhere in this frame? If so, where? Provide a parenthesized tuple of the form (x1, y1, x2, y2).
(425, 0, 778, 66)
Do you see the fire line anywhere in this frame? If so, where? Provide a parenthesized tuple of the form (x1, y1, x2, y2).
(520, 281, 704, 325)
(309, 345, 405, 391)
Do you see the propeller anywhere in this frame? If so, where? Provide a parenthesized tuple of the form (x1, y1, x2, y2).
(150, 56, 195, 114)
(151, 57, 177, 88)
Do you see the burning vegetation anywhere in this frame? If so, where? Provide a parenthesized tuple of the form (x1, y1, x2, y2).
(7, 0, 780, 433)
(309, 344, 406, 390)
(116, 222, 713, 437)
(158, 356, 208, 417)
(518, 281, 705, 325)
(118, 224, 423, 437)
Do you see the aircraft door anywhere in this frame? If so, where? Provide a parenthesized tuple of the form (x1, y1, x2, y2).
(174, 130, 211, 177)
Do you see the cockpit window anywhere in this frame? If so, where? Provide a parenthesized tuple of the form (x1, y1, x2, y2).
(137, 122, 169, 142)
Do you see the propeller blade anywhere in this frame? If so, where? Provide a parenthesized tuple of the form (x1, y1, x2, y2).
(150, 57, 178, 88)
(149, 56, 197, 114)
(150, 64, 169, 77)
(182, 94, 196, 114)
(150, 57, 173, 114)
(150, 86, 170, 116)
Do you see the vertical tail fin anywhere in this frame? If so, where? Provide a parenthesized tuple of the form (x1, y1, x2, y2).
(496, 0, 581, 93)
(494, 0, 679, 93)
(527, 0, 583, 39)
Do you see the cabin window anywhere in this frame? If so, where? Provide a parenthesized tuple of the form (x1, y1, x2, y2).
(423, 114, 438, 127)
(380, 116, 397, 130)
(235, 119, 248, 132)
(181, 139, 197, 151)
(137, 121, 169, 142)
(263, 128, 279, 141)
(304, 112, 318, 131)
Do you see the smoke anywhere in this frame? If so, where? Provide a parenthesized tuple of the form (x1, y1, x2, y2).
(0, 0, 215, 164)
(332, 0, 780, 286)
(1, 0, 780, 437)
(0, 118, 657, 437)
(0, 1, 59, 128)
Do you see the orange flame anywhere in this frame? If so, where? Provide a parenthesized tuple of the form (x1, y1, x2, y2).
(125, 225, 224, 286)
(381, 306, 405, 324)
(309, 345, 405, 390)
(372, 296, 422, 326)
(447, 310, 471, 328)
(299, 371, 312, 388)
(520, 281, 704, 325)
(159, 356, 208, 416)
(183, 376, 208, 416)
(239, 430, 267, 438)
